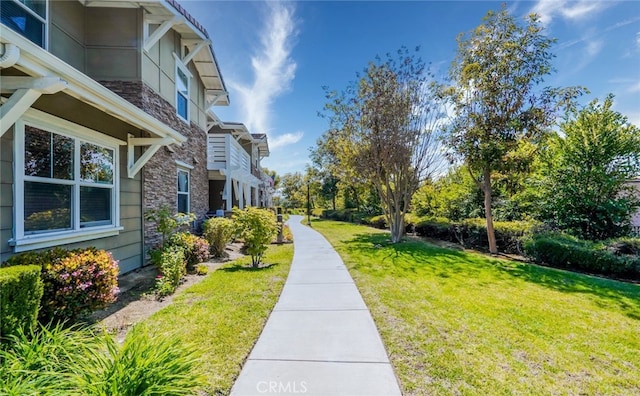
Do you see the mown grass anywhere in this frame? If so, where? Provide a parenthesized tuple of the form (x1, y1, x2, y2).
(132, 243, 294, 395)
(312, 220, 640, 396)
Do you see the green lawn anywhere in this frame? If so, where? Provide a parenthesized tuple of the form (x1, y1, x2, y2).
(312, 220, 640, 395)
(132, 243, 294, 395)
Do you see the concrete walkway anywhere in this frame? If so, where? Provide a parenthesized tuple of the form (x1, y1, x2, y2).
(230, 216, 401, 396)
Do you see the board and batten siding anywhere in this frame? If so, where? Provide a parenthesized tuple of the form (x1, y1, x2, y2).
(142, 29, 208, 132)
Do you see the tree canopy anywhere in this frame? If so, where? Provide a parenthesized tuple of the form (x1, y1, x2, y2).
(439, 6, 584, 253)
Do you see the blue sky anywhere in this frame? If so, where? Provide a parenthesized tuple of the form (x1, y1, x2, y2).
(181, 0, 640, 176)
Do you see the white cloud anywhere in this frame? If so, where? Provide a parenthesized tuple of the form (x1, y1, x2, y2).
(229, 2, 298, 142)
(629, 81, 640, 93)
(531, 0, 609, 25)
(269, 131, 304, 150)
(637, 31, 640, 48)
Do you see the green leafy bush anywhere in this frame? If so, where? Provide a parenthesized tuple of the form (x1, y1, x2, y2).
(524, 233, 640, 280)
(0, 323, 205, 395)
(145, 204, 196, 245)
(169, 232, 210, 269)
(415, 217, 536, 254)
(233, 207, 278, 268)
(4, 248, 119, 324)
(155, 245, 186, 297)
(0, 265, 43, 342)
(203, 217, 235, 257)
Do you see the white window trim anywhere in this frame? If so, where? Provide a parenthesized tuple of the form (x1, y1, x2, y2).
(177, 166, 190, 214)
(174, 53, 192, 123)
(5, 0, 49, 49)
(10, 112, 123, 251)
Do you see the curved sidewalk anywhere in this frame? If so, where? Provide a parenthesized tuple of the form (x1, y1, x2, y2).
(230, 215, 401, 396)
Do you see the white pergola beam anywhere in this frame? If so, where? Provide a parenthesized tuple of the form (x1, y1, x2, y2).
(143, 16, 183, 52)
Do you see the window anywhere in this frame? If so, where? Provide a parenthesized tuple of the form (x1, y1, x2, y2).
(0, 0, 47, 48)
(175, 59, 190, 121)
(177, 168, 190, 213)
(13, 114, 122, 251)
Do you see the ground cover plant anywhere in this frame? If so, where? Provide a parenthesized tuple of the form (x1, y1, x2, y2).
(133, 243, 294, 395)
(312, 219, 640, 395)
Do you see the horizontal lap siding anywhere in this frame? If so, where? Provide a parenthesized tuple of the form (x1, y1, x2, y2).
(0, 130, 13, 263)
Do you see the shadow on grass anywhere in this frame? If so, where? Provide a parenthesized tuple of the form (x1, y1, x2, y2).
(343, 233, 640, 321)
(220, 263, 280, 273)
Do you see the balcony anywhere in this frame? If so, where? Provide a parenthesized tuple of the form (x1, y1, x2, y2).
(207, 134, 250, 173)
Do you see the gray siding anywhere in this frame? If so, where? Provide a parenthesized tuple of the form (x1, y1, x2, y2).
(50, 0, 86, 72)
(0, 129, 13, 263)
(85, 8, 141, 81)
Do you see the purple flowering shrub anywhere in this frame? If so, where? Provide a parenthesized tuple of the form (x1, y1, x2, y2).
(4, 247, 119, 324)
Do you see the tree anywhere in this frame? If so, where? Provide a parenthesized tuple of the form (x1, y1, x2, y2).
(540, 95, 640, 240)
(322, 47, 445, 242)
(279, 172, 305, 209)
(439, 6, 584, 253)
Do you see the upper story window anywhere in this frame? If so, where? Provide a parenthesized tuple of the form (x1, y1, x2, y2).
(175, 57, 191, 122)
(0, 0, 47, 48)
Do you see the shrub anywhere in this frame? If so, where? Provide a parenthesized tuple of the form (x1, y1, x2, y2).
(0, 265, 43, 342)
(3, 248, 119, 324)
(281, 224, 294, 243)
(203, 217, 235, 257)
(415, 217, 454, 241)
(0, 324, 206, 395)
(367, 215, 387, 229)
(145, 205, 196, 245)
(415, 217, 536, 254)
(155, 245, 186, 297)
(195, 264, 209, 275)
(233, 207, 278, 268)
(524, 233, 640, 280)
(169, 232, 210, 270)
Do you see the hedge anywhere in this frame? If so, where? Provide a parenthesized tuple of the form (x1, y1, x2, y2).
(0, 265, 43, 342)
(415, 217, 536, 254)
(524, 234, 640, 280)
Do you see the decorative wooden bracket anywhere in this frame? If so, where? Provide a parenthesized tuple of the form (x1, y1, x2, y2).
(181, 39, 211, 65)
(127, 134, 176, 178)
(0, 76, 67, 137)
(143, 16, 184, 53)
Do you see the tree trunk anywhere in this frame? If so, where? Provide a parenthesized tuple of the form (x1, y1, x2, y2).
(389, 208, 404, 243)
(332, 193, 336, 211)
(483, 168, 498, 254)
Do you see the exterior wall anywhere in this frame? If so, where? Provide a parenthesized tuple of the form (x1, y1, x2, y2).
(0, 93, 145, 273)
(0, 129, 14, 263)
(49, 1, 86, 72)
(142, 29, 208, 132)
(100, 81, 209, 250)
(49, 3, 141, 80)
(85, 7, 141, 81)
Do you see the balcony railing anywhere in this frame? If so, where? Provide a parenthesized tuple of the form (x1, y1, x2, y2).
(207, 134, 250, 173)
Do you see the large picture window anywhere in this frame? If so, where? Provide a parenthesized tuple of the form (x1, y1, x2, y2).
(13, 114, 122, 251)
(0, 0, 47, 48)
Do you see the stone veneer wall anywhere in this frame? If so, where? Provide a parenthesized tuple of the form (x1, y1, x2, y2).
(100, 81, 209, 250)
